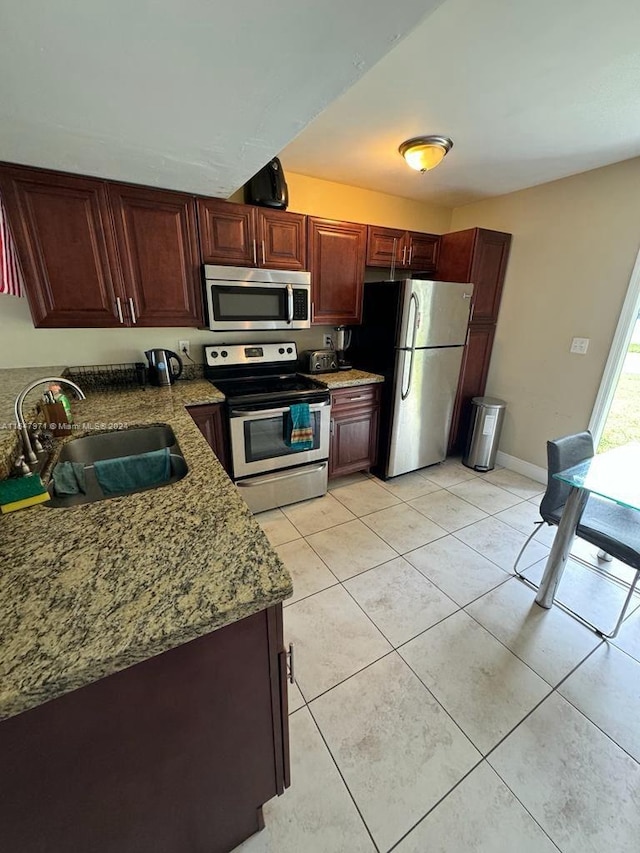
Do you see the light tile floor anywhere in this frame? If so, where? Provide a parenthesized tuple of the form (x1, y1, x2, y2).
(237, 460, 640, 853)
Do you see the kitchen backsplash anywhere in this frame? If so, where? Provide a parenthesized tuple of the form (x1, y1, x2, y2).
(0, 296, 334, 368)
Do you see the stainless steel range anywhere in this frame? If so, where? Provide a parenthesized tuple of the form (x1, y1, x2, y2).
(204, 342, 331, 513)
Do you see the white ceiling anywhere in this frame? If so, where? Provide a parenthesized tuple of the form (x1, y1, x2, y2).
(0, 0, 442, 197)
(3, 0, 640, 209)
(280, 0, 640, 207)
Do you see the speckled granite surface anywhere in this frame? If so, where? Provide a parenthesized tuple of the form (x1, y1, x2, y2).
(0, 380, 291, 721)
(303, 369, 384, 388)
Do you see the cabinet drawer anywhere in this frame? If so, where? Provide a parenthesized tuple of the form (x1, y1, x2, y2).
(330, 384, 381, 411)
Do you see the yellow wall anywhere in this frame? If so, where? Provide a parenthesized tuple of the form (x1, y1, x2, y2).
(1, 171, 451, 369)
(451, 157, 640, 468)
(229, 169, 452, 232)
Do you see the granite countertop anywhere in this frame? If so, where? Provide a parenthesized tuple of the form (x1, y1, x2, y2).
(303, 369, 384, 389)
(0, 379, 291, 721)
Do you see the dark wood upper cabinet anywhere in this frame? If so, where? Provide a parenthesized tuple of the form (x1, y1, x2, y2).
(257, 208, 306, 270)
(0, 165, 123, 328)
(407, 231, 439, 272)
(197, 199, 256, 266)
(436, 227, 511, 324)
(109, 184, 202, 327)
(366, 225, 405, 268)
(366, 225, 439, 274)
(308, 217, 366, 326)
(197, 199, 306, 269)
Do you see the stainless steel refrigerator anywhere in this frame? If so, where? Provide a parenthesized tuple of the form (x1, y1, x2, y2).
(351, 278, 473, 478)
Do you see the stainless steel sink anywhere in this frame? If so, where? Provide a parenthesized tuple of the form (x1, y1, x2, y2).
(46, 425, 188, 507)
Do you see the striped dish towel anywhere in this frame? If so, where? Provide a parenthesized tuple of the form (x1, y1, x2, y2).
(0, 193, 24, 298)
(285, 403, 314, 450)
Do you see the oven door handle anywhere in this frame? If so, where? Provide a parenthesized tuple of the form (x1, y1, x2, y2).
(286, 284, 294, 324)
(230, 401, 330, 418)
(236, 462, 328, 487)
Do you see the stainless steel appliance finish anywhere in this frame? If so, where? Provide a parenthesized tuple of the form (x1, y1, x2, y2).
(300, 349, 338, 374)
(203, 265, 311, 332)
(352, 279, 473, 478)
(204, 342, 331, 512)
(463, 396, 506, 472)
(145, 349, 183, 386)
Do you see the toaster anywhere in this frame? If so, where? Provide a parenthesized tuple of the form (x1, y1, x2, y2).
(300, 349, 338, 374)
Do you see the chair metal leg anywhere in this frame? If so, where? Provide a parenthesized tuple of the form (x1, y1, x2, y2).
(513, 521, 545, 578)
(601, 569, 640, 639)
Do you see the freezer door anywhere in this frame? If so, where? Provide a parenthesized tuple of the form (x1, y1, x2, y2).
(387, 346, 465, 477)
(397, 280, 473, 349)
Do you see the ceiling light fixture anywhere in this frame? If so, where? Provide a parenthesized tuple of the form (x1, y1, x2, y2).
(399, 135, 453, 173)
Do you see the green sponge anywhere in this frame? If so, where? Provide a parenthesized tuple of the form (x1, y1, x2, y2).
(0, 476, 47, 506)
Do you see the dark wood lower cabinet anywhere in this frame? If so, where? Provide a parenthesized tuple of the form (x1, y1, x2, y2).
(0, 604, 289, 853)
(448, 323, 496, 453)
(329, 384, 381, 478)
(187, 403, 231, 475)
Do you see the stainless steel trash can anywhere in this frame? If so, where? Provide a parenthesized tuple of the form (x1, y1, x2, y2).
(462, 396, 506, 471)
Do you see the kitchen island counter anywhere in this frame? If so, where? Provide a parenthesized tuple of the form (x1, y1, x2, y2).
(0, 379, 291, 721)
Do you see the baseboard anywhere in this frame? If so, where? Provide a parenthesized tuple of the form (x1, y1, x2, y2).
(495, 451, 546, 484)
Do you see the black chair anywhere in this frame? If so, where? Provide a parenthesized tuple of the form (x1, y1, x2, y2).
(514, 430, 640, 638)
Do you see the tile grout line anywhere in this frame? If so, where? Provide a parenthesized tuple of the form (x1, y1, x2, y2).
(304, 702, 382, 853)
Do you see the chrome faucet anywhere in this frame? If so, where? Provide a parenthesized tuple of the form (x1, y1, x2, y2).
(14, 377, 86, 468)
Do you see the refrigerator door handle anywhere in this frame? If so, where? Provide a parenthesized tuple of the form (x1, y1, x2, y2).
(401, 292, 420, 400)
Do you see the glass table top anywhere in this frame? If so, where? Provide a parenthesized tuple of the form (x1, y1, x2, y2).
(554, 443, 640, 511)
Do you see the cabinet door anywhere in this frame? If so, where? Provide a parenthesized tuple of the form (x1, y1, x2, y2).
(0, 166, 123, 327)
(436, 228, 511, 324)
(329, 385, 381, 478)
(448, 324, 496, 453)
(308, 218, 366, 325)
(257, 209, 306, 270)
(469, 229, 512, 323)
(366, 225, 405, 269)
(407, 232, 439, 273)
(187, 403, 231, 474)
(197, 199, 256, 266)
(110, 185, 202, 327)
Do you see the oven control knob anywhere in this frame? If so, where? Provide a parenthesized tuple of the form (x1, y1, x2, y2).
(211, 350, 218, 359)
(221, 350, 228, 358)
(286, 347, 293, 354)
(278, 347, 285, 354)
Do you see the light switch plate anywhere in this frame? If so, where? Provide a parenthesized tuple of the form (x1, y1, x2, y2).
(570, 337, 589, 354)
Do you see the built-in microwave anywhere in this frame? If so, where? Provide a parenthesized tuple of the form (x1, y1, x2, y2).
(204, 265, 311, 331)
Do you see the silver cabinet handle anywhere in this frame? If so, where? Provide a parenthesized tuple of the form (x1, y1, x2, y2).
(402, 244, 407, 266)
(347, 395, 368, 401)
(408, 243, 413, 266)
(128, 297, 137, 324)
(262, 240, 266, 266)
(390, 237, 397, 280)
(115, 297, 124, 324)
(287, 642, 295, 684)
(252, 239, 257, 266)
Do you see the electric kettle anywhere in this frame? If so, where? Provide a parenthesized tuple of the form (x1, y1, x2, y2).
(144, 349, 183, 386)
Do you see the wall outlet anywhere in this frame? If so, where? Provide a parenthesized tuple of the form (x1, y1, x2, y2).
(570, 337, 589, 355)
(178, 340, 190, 358)
(323, 334, 333, 348)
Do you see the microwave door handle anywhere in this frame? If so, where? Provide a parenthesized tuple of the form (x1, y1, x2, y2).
(286, 284, 293, 324)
